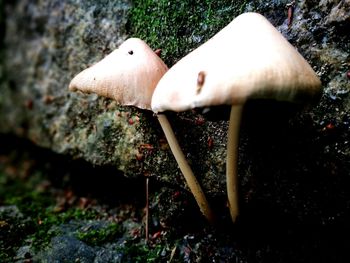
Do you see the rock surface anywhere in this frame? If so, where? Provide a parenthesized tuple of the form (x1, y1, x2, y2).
(0, 0, 349, 226)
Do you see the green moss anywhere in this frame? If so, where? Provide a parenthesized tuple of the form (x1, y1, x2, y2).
(0, 169, 101, 255)
(4, 189, 99, 251)
(30, 207, 100, 250)
(128, 0, 248, 65)
(116, 243, 166, 262)
(75, 222, 123, 246)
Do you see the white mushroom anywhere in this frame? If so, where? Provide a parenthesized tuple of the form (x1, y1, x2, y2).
(69, 38, 168, 110)
(151, 12, 321, 223)
(69, 38, 215, 223)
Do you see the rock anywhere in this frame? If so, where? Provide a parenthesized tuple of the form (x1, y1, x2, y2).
(34, 220, 124, 263)
(0, 205, 24, 219)
(0, 0, 135, 171)
(0, 0, 229, 194)
(0, 0, 349, 226)
(39, 235, 96, 262)
(0, 205, 31, 261)
(322, 0, 350, 25)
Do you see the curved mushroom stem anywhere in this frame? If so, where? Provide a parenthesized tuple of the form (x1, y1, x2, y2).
(157, 113, 215, 223)
(226, 104, 244, 223)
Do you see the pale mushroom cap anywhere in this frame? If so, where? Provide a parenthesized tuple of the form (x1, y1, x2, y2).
(69, 38, 168, 110)
(151, 12, 321, 113)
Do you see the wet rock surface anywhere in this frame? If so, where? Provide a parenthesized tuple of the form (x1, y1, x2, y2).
(34, 220, 122, 262)
(0, 0, 350, 262)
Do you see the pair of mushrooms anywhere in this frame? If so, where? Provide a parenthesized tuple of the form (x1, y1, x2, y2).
(69, 12, 321, 223)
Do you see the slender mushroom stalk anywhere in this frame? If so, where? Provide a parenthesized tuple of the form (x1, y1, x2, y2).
(226, 104, 243, 222)
(157, 113, 215, 223)
(151, 12, 321, 223)
(68, 38, 214, 223)
(145, 176, 149, 241)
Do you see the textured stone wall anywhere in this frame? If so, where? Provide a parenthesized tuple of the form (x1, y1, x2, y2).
(0, 0, 349, 207)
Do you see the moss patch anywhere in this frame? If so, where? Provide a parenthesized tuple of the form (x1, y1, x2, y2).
(75, 222, 123, 246)
(0, 170, 100, 254)
(128, 0, 248, 65)
(0, 137, 115, 261)
(116, 242, 168, 263)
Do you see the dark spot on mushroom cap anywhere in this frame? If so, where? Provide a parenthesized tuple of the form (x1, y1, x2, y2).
(196, 71, 206, 94)
(128, 50, 134, 55)
(197, 71, 205, 86)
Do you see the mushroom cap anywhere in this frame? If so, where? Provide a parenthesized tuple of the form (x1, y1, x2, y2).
(69, 38, 168, 110)
(151, 12, 321, 113)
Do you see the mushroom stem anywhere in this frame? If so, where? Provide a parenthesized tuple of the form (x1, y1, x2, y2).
(226, 104, 244, 223)
(145, 176, 149, 242)
(157, 113, 215, 223)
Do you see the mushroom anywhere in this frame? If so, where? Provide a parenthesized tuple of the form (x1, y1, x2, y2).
(69, 38, 215, 223)
(151, 13, 321, 223)
(69, 38, 167, 110)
